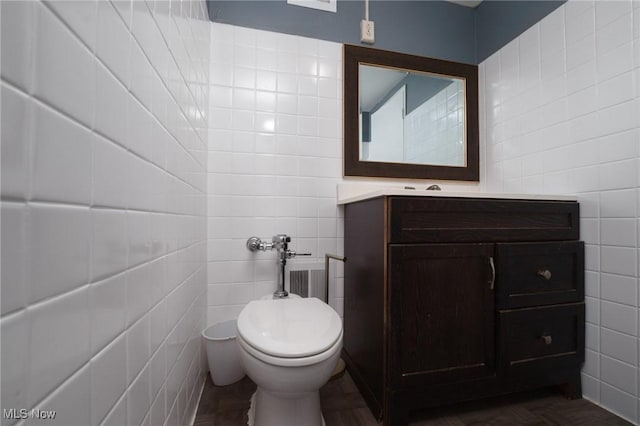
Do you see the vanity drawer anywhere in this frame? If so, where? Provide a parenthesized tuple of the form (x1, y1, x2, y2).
(498, 303, 585, 377)
(496, 242, 584, 308)
(388, 197, 579, 243)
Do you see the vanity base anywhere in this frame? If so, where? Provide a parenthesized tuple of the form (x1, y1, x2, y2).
(343, 195, 585, 426)
(344, 352, 582, 426)
(389, 379, 582, 426)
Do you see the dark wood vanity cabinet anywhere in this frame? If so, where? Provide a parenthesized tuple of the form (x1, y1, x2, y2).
(389, 243, 496, 389)
(343, 196, 584, 425)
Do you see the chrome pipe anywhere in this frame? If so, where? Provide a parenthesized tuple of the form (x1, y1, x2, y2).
(246, 235, 310, 299)
(324, 254, 346, 304)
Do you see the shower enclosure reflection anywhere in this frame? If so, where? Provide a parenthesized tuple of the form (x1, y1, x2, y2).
(359, 64, 466, 167)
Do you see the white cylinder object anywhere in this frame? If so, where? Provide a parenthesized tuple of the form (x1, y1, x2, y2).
(202, 320, 245, 386)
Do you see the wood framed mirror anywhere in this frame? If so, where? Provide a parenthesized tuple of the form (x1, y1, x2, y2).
(343, 44, 479, 181)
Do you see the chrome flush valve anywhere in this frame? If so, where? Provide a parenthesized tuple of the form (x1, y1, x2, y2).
(246, 234, 311, 298)
(271, 234, 290, 252)
(246, 236, 272, 252)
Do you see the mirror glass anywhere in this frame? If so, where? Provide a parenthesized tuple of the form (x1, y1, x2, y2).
(344, 45, 479, 181)
(359, 64, 466, 167)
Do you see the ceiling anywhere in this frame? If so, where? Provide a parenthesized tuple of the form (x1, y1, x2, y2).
(359, 65, 408, 112)
(446, 0, 483, 8)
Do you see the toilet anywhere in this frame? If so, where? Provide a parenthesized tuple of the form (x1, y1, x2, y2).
(236, 297, 343, 426)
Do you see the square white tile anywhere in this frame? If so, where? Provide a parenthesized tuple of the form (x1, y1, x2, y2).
(95, 62, 129, 145)
(90, 335, 126, 425)
(600, 381, 638, 423)
(1, 203, 28, 315)
(126, 315, 150, 385)
(31, 102, 92, 204)
(33, 3, 95, 128)
(1, 1, 35, 92)
(46, 0, 98, 50)
(92, 208, 129, 281)
(27, 285, 90, 407)
(601, 299, 637, 336)
(96, 0, 130, 85)
(1, 311, 29, 414)
(126, 364, 151, 426)
(28, 204, 91, 303)
(1, 84, 32, 200)
(92, 134, 131, 208)
(32, 364, 91, 426)
(601, 327, 638, 365)
(90, 273, 127, 354)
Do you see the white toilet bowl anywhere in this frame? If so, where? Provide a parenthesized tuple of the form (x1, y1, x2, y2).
(237, 297, 343, 426)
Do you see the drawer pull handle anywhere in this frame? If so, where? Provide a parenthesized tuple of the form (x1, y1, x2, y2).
(488, 256, 495, 290)
(540, 334, 553, 345)
(537, 269, 552, 280)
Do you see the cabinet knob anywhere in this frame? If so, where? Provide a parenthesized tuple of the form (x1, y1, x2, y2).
(537, 269, 552, 280)
(540, 334, 553, 345)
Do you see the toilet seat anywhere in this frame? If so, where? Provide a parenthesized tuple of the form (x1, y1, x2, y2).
(237, 329, 343, 367)
(237, 297, 343, 360)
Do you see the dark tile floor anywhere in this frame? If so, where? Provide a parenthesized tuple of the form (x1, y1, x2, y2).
(194, 371, 632, 425)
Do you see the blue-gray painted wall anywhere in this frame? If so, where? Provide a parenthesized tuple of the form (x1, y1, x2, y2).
(475, 1, 566, 62)
(207, 0, 565, 65)
(208, 1, 477, 64)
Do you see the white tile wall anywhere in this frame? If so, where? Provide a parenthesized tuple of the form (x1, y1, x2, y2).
(206, 23, 345, 324)
(1, 1, 210, 426)
(481, 0, 640, 422)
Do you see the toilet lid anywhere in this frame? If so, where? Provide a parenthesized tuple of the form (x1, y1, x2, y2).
(237, 297, 343, 358)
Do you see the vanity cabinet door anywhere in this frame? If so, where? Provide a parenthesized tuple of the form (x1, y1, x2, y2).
(389, 243, 496, 388)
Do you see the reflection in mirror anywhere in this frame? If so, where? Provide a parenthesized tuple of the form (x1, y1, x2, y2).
(359, 65, 465, 167)
(344, 45, 479, 181)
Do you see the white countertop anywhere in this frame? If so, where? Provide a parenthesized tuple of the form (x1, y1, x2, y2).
(336, 184, 578, 205)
